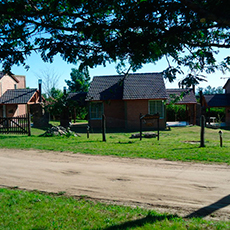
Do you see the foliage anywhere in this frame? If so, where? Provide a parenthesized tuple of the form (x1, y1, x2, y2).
(65, 67, 90, 93)
(1, 188, 229, 229)
(45, 92, 87, 121)
(178, 72, 207, 88)
(197, 85, 224, 95)
(166, 104, 187, 121)
(44, 91, 65, 119)
(49, 87, 63, 98)
(1, 126, 230, 164)
(207, 107, 225, 122)
(2, 1, 230, 83)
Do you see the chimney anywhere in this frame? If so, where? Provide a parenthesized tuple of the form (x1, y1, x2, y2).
(38, 79, 42, 103)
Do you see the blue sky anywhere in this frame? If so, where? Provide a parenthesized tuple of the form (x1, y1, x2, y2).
(11, 49, 230, 91)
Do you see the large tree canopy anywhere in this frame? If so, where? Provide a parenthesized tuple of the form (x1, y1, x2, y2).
(1, 0, 230, 84)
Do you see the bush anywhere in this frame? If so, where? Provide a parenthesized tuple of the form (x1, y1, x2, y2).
(166, 104, 187, 121)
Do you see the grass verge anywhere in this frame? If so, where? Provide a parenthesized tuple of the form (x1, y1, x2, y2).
(0, 126, 229, 164)
(0, 188, 229, 229)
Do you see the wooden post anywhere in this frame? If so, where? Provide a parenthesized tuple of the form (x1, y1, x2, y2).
(193, 104, 196, 125)
(200, 115, 205, 147)
(199, 90, 203, 107)
(140, 113, 142, 141)
(6, 117, 9, 134)
(219, 130, 223, 147)
(73, 107, 76, 123)
(27, 113, 31, 136)
(157, 115, 159, 141)
(87, 125, 90, 139)
(102, 114, 106, 142)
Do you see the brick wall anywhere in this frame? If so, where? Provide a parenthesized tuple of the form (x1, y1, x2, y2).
(104, 100, 125, 128)
(125, 100, 166, 130)
(89, 100, 125, 130)
(14, 75, 26, 88)
(17, 104, 27, 116)
(125, 100, 148, 129)
(0, 75, 17, 96)
(89, 99, 166, 131)
(225, 107, 230, 126)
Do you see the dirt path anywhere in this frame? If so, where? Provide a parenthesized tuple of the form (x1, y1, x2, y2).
(0, 148, 230, 221)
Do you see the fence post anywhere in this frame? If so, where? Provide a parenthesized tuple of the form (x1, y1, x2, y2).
(87, 125, 90, 138)
(200, 115, 205, 147)
(140, 113, 142, 141)
(102, 114, 106, 142)
(27, 113, 31, 136)
(219, 130, 223, 147)
(6, 118, 9, 134)
(157, 115, 159, 141)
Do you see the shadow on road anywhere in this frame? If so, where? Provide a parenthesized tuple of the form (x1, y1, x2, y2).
(185, 194, 230, 218)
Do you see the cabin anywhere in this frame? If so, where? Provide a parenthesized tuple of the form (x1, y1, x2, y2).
(86, 73, 168, 131)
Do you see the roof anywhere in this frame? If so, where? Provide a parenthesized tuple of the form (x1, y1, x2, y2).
(223, 79, 230, 89)
(67, 92, 87, 106)
(0, 88, 38, 104)
(204, 94, 230, 107)
(166, 89, 197, 104)
(86, 73, 167, 101)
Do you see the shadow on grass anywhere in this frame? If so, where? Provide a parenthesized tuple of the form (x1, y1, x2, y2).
(0, 135, 28, 139)
(185, 194, 230, 218)
(96, 213, 177, 230)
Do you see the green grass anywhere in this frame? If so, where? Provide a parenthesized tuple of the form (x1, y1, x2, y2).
(0, 126, 230, 164)
(0, 188, 229, 229)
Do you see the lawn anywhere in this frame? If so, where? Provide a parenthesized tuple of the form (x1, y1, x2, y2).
(0, 125, 229, 164)
(1, 188, 229, 230)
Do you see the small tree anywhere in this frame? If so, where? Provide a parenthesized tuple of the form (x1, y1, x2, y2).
(65, 67, 90, 93)
(35, 67, 61, 98)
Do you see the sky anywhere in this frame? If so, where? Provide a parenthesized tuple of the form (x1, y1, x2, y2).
(10, 48, 230, 92)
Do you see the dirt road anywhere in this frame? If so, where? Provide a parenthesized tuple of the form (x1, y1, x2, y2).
(0, 148, 230, 220)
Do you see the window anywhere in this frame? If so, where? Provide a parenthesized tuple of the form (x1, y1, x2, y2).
(90, 102, 103, 119)
(149, 100, 164, 118)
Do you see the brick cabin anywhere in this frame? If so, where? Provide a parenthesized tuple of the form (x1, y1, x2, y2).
(0, 72, 42, 118)
(86, 72, 168, 131)
(203, 79, 230, 126)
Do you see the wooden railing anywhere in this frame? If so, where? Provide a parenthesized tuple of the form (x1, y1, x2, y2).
(0, 114, 31, 136)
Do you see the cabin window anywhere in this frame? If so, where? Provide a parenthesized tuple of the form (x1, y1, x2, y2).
(148, 100, 164, 118)
(90, 102, 103, 119)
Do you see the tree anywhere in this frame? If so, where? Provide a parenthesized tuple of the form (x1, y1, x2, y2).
(197, 85, 224, 95)
(2, 1, 230, 84)
(34, 67, 61, 98)
(65, 67, 90, 92)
